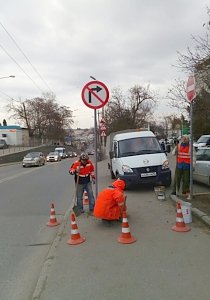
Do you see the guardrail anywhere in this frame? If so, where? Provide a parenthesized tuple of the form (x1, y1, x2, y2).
(0, 145, 44, 157)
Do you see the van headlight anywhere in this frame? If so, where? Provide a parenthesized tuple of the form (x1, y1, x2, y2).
(122, 165, 133, 173)
(162, 160, 169, 170)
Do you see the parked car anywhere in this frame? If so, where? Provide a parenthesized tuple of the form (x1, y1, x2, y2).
(46, 151, 61, 162)
(193, 135, 210, 151)
(22, 152, 45, 167)
(193, 146, 210, 186)
(0, 139, 8, 149)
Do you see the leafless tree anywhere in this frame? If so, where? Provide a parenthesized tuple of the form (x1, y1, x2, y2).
(7, 94, 73, 141)
(167, 78, 190, 115)
(168, 8, 210, 122)
(104, 85, 157, 133)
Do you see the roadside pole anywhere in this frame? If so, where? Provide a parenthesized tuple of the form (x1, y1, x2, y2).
(81, 79, 109, 198)
(189, 101, 193, 199)
(186, 74, 196, 200)
(94, 109, 98, 197)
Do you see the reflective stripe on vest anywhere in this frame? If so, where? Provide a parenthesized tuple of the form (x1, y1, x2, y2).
(177, 145, 190, 164)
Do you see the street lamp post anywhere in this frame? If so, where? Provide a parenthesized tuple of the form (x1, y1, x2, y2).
(0, 75, 15, 80)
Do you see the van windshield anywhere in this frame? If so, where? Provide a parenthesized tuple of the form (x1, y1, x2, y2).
(118, 137, 162, 157)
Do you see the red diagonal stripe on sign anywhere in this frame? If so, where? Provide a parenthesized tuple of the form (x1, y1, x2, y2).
(87, 86, 104, 104)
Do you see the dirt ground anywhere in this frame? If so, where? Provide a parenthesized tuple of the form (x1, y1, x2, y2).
(189, 193, 210, 216)
(174, 192, 210, 218)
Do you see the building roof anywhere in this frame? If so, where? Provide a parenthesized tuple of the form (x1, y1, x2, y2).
(0, 125, 21, 129)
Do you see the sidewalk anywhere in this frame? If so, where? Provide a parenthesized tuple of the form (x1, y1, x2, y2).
(32, 188, 210, 300)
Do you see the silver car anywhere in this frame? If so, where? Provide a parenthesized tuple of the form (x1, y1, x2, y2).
(193, 135, 210, 151)
(193, 147, 210, 186)
(46, 151, 61, 162)
(22, 152, 45, 167)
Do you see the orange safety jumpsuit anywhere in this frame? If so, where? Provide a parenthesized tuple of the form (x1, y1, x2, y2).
(93, 180, 126, 220)
(69, 160, 95, 184)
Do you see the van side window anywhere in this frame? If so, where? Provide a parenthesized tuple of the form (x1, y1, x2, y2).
(113, 142, 118, 157)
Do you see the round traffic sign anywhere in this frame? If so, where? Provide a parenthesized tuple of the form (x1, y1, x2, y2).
(81, 80, 109, 109)
(186, 75, 196, 102)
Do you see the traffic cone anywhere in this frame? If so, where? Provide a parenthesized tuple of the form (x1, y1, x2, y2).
(67, 213, 86, 245)
(172, 202, 191, 232)
(186, 192, 191, 200)
(83, 191, 89, 205)
(47, 203, 60, 227)
(117, 212, 136, 244)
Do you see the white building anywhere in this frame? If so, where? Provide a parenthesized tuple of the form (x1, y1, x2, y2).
(0, 125, 28, 146)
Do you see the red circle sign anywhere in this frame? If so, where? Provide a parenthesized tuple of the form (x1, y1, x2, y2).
(186, 75, 196, 102)
(81, 80, 109, 109)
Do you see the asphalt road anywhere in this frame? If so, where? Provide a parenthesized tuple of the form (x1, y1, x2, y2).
(0, 158, 75, 300)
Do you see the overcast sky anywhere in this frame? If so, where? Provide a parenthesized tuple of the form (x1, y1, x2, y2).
(0, 0, 209, 128)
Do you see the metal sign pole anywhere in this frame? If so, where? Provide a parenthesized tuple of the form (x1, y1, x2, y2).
(186, 74, 196, 200)
(189, 101, 193, 200)
(94, 109, 98, 198)
(81, 78, 109, 199)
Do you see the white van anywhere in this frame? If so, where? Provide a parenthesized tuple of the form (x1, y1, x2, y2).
(108, 130, 171, 189)
(54, 147, 67, 159)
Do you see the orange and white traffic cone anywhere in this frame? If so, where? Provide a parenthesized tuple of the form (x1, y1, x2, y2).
(117, 211, 136, 244)
(67, 213, 86, 245)
(172, 202, 191, 232)
(83, 191, 89, 205)
(186, 192, 191, 200)
(47, 203, 60, 227)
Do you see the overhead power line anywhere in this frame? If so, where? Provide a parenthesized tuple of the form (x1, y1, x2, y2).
(0, 42, 45, 94)
(0, 22, 54, 94)
(0, 89, 15, 100)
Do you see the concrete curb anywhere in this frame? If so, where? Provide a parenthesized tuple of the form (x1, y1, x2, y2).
(32, 205, 72, 299)
(170, 194, 210, 228)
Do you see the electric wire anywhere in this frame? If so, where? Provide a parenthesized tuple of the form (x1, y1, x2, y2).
(0, 22, 54, 94)
(0, 42, 45, 93)
(0, 89, 15, 100)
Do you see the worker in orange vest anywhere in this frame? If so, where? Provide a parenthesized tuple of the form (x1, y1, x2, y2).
(69, 153, 95, 214)
(176, 135, 190, 196)
(93, 179, 127, 225)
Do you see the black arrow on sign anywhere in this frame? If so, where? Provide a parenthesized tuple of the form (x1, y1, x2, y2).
(89, 86, 102, 103)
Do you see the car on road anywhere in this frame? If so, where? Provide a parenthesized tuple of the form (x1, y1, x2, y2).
(193, 135, 210, 151)
(193, 146, 210, 186)
(87, 149, 95, 155)
(54, 147, 67, 159)
(46, 151, 61, 162)
(0, 139, 9, 149)
(68, 151, 77, 158)
(22, 152, 46, 167)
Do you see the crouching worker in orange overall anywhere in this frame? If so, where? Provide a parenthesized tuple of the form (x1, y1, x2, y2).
(93, 179, 126, 226)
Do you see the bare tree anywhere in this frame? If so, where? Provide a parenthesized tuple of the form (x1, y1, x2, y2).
(7, 95, 73, 141)
(176, 7, 210, 73)
(167, 8, 210, 128)
(104, 84, 157, 133)
(167, 78, 190, 115)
